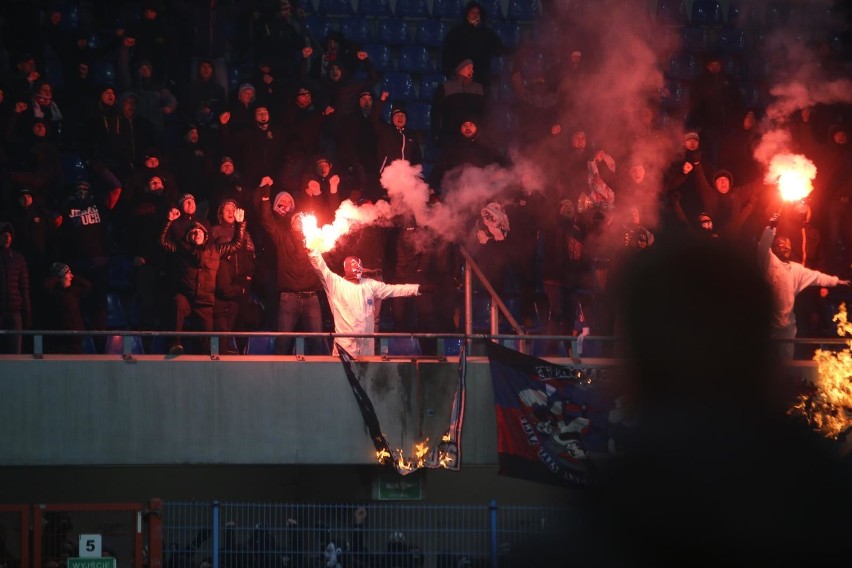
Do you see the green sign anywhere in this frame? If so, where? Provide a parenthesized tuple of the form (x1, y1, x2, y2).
(376, 471, 423, 500)
(68, 558, 116, 568)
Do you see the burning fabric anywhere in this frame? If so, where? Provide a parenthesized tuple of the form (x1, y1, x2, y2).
(338, 345, 466, 475)
(788, 303, 852, 441)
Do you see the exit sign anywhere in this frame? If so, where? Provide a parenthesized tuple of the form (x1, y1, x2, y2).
(67, 559, 116, 568)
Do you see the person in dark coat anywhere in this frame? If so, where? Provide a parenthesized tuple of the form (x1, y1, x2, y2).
(253, 185, 327, 355)
(440, 1, 504, 91)
(0, 222, 31, 354)
(159, 204, 246, 355)
(211, 199, 256, 354)
(43, 262, 91, 354)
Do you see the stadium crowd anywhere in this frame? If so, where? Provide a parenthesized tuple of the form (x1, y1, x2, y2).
(0, 0, 851, 356)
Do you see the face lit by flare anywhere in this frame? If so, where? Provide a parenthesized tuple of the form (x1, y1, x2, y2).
(343, 256, 363, 281)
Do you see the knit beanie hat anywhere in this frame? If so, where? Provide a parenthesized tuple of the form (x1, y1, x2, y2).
(51, 262, 70, 278)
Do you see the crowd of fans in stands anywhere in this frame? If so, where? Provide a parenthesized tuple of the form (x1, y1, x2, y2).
(0, 0, 851, 356)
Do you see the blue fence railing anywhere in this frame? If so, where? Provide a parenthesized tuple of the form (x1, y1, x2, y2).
(162, 500, 572, 568)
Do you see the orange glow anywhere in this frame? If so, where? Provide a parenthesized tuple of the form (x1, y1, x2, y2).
(788, 303, 852, 439)
(376, 437, 458, 474)
(765, 153, 817, 202)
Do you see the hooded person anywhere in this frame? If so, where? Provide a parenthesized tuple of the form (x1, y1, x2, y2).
(441, 1, 504, 89)
(692, 164, 764, 245)
(211, 198, 257, 353)
(253, 182, 328, 356)
(429, 115, 506, 195)
(43, 261, 91, 354)
(307, 249, 425, 357)
(159, 203, 247, 355)
(431, 56, 486, 146)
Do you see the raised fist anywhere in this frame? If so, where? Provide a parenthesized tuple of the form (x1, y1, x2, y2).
(219, 111, 231, 125)
(768, 213, 780, 229)
(329, 175, 340, 193)
(260, 176, 274, 187)
(302, 46, 313, 58)
(306, 180, 321, 196)
(682, 161, 694, 175)
(357, 50, 368, 60)
(168, 207, 181, 221)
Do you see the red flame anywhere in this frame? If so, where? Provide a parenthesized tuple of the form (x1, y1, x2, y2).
(765, 153, 817, 202)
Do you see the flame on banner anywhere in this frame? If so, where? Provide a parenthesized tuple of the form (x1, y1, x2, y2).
(765, 153, 817, 202)
(788, 303, 852, 439)
(375, 437, 457, 474)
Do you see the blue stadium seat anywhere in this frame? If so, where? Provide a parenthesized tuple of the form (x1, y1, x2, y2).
(394, 0, 432, 19)
(304, 15, 334, 42)
(105, 334, 144, 356)
(478, 0, 504, 21)
(82, 335, 97, 355)
(339, 17, 373, 45)
(491, 75, 515, 102)
(659, 79, 687, 109)
(385, 337, 423, 356)
(665, 51, 699, 81)
(419, 72, 446, 101)
(443, 338, 464, 356)
(432, 0, 464, 20)
(395, 0, 430, 19)
(60, 151, 88, 184)
(719, 27, 746, 53)
(364, 43, 394, 71)
(357, 0, 393, 17)
(55, 0, 81, 33)
(107, 292, 128, 329)
(376, 18, 411, 46)
(245, 335, 276, 355)
(726, 0, 751, 25)
(681, 26, 715, 53)
(490, 54, 511, 77)
(91, 61, 116, 87)
(655, 0, 688, 26)
(109, 255, 135, 291)
(489, 102, 518, 133)
(471, 295, 492, 331)
(43, 58, 65, 89)
(492, 22, 522, 50)
(414, 19, 449, 48)
(691, 0, 723, 26)
(379, 101, 393, 124)
(398, 45, 434, 73)
(318, 0, 354, 16)
(506, 0, 541, 22)
(404, 101, 431, 131)
(382, 71, 417, 102)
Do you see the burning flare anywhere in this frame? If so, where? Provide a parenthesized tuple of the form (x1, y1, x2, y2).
(375, 437, 457, 474)
(788, 304, 852, 440)
(765, 153, 817, 202)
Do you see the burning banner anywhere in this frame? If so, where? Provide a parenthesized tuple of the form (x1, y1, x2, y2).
(338, 345, 466, 475)
(788, 303, 852, 444)
(486, 341, 623, 486)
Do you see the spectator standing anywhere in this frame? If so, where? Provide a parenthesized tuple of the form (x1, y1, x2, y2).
(431, 59, 486, 147)
(159, 205, 246, 355)
(299, 155, 342, 226)
(441, 1, 504, 91)
(0, 222, 31, 354)
(43, 262, 91, 354)
(758, 214, 851, 359)
(307, 250, 423, 357)
(254, 185, 327, 355)
(211, 199, 256, 354)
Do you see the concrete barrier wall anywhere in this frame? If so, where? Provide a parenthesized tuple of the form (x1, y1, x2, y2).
(0, 355, 501, 466)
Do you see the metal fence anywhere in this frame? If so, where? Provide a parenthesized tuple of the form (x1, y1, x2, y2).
(162, 501, 571, 568)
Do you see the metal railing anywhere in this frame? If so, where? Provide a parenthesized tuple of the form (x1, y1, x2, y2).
(161, 500, 571, 568)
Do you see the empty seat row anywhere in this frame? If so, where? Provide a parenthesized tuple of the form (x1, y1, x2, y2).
(305, 15, 523, 49)
(307, 0, 540, 22)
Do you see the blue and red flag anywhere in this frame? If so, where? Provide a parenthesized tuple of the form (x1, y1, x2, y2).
(486, 341, 623, 486)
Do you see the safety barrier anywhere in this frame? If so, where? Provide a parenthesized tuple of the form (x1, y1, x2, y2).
(160, 500, 570, 568)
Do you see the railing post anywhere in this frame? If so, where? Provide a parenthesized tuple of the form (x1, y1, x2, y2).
(489, 499, 498, 568)
(465, 260, 473, 351)
(148, 498, 163, 568)
(33, 333, 44, 359)
(212, 500, 220, 568)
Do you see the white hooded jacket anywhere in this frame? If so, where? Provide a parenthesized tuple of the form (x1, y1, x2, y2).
(309, 250, 420, 356)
